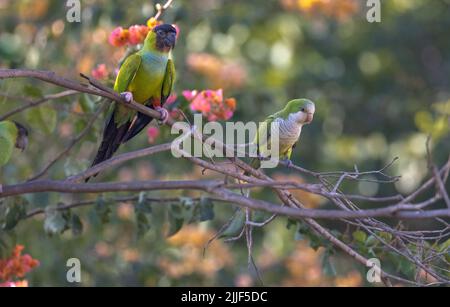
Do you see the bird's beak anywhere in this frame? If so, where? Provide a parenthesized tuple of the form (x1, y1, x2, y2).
(166, 32, 176, 48)
(305, 113, 314, 124)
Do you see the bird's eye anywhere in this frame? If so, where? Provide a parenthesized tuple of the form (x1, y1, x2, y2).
(301, 108, 305, 112)
(157, 30, 164, 36)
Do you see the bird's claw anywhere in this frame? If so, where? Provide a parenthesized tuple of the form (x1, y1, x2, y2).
(120, 92, 134, 103)
(155, 106, 169, 124)
(284, 159, 293, 168)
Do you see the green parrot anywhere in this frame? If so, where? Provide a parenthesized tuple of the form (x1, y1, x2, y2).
(88, 24, 177, 179)
(222, 99, 315, 238)
(247, 98, 316, 172)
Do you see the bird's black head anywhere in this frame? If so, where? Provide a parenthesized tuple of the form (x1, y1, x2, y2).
(153, 24, 177, 52)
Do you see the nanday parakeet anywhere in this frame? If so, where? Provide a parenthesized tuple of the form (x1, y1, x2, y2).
(88, 24, 177, 179)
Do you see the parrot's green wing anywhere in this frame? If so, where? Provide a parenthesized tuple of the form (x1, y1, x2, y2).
(248, 115, 275, 170)
(114, 53, 142, 93)
(112, 53, 142, 126)
(256, 115, 275, 155)
(121, 58, 174, 144)
(160, 59, 175, 104)
(88, 54, 142, 177)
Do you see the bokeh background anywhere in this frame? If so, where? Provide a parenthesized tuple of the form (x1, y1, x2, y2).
(0, 0, 449, 286)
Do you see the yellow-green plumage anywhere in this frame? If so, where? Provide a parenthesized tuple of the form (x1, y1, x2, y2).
(88, 24, 177, 180)
(113, 51, 172, 125)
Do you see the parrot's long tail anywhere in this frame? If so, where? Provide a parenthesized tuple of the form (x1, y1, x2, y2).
(122, 110, 153, 143)
(85, 112, 132, 182)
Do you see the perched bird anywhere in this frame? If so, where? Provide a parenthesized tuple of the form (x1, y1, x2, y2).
(220, 99, 315, 239)
(88, 24, 177, 180)
(247, 98, 315, 172)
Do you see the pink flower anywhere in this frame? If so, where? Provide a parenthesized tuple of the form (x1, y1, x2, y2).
(165, 94, 178, 105)
(147, 127, 160, 144)
(91, 64, 108, 80)
(182, 90, 198, 101)
(0, 280, 28, 287)
(109, 27, 129, 47)
(207, 114, 218, 121)
(172, 24, 180, 39)
(190, 94, 212, 113)
(183, 89, 236, 121)
(169, 108, 184, 121)
(128, 25, 149, 45)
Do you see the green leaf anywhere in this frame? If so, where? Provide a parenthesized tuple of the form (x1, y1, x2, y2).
(352, 230, 367, 243)
(95, 196, 111, 224)
(179, 197, 196, 223)
(321, 252, 337, 277)
(439, 239, 450, 263)
(70, 214, 83, 236)
(297, 222, 329, 250)
(136, 211, 150, 238)
(44, 206, 68, 236)
(286, 219, 298, 230)
(252, 210, 269, 223)
(365, 235, 378, 247)
(439, 238, 450, 252)
(220, 209, 245, 239)
(199, 197, 214, 222)
(73, 118, 97, 143)
(79, 94, 96, 113)
(2, 198, 27, 231)
(23, 84, 43, 98)
(135, 193, 152, 238)
(0, 121, 18, 167)
(0, 121, 18, 138)
(294, 227, 304, 241)
(135, 192, 152, 214)
(167, 204, 184, 237)
(377, 231, 393, 242)
(396, 255, 416, 277)
(25, 105, 57, 134)
(0, 135, 14, 167)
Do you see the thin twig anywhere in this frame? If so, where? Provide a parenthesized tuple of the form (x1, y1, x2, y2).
(154, 0, 175, 20)
(28, 103, 107, 181)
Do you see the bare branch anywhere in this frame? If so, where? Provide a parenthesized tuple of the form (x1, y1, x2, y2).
(154, 0, 175, 20)
(433, 165, 450, 209)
